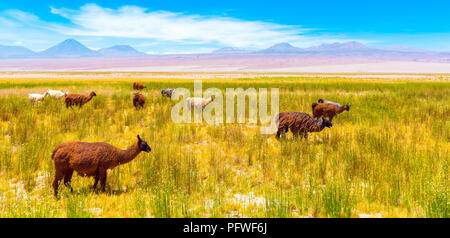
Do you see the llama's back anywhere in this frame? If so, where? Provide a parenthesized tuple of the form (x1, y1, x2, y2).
(161, 88, 174, 97)
(187, 97, 208, 105)
(47, 90, 65, 98)
(52, 141, 121, 176)
(28, 94, 41, 102)
(65, 94, 81, 101)
(278, 112, 316, 132)
(313, 103, 338, 116)
(277, 111, 309, 125)
(133, 82, 145, 90)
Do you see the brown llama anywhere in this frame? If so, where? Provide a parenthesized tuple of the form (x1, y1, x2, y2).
(51, 135, 151, 197)
(276, 112, 332, 139)
(133, 92, 145, 109)
(133, 82, 146, 90)
(312, 103, 350, 122)
(65, 91, 96, 108)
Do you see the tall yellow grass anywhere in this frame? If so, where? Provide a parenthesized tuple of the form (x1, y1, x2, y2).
(0, 74, 448, 217)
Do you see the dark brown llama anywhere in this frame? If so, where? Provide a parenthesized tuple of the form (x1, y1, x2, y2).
(51, 135, 151, 197)
(133, 92, 145, 109)
(276, 112, 332, 139)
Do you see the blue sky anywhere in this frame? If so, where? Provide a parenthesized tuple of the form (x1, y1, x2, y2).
(1, 0, 450, 53)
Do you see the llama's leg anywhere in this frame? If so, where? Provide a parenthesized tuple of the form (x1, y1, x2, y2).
(64, 170, 74, 192)
(303, 131, 308, 139)
(99, 169, 107, 192)
(92, 171, 99, 190)
(52, 170, 64, 198)
(276, 129, 282, 139)
(291, 128, 299, 138)
(329, 115, 333, 122)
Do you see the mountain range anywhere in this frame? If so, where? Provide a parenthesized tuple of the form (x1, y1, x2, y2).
(0, 45, 36, 58)
(0, 38, 449, 72)
(1, 39, 448, 59)
(0, 39, 147, 58)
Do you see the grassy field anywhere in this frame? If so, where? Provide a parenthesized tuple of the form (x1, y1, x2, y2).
(0, 73, 448, 218)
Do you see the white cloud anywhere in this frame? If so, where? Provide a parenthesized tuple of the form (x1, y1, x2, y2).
(0, 4, 371, 53)
(49, 4, 309, 48)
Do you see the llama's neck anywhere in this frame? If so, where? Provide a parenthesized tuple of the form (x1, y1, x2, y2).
(83, 93, 94, 103)
(118, 142, 141, 165)
(337, 106, 346, 113)
(312, 120, 325, 132)
(88, 94, 94, 101)
(203, 98, 213, 106)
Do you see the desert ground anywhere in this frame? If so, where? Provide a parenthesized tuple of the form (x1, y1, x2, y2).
(0, 72, 448, 218)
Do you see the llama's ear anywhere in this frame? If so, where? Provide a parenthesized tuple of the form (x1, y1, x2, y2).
(137, 135, 142, 142)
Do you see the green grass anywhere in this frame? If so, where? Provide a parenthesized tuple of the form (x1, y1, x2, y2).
(0, 75, 448, 217)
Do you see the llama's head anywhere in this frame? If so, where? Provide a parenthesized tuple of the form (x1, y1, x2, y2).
(321, 118, 332, 128)
(91, 91, 97, 97)
(137, 135, 151, 152)
(343, 104, 350, 111)
(64, 91, 69, 96)
(318, 98, 324, 103)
